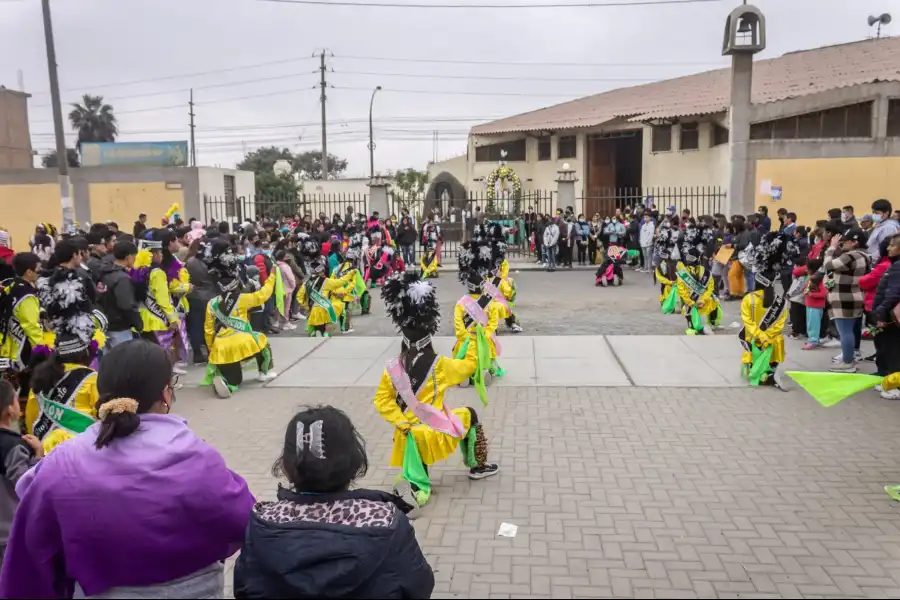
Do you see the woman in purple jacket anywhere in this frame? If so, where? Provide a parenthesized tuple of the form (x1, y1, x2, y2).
(0, 339, 254, 598)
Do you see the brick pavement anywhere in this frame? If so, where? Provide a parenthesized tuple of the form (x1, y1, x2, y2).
(176, 384, 900, 599)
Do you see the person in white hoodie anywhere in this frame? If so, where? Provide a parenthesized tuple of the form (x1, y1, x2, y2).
(543, 220, 560, 272)
(638, 213, 655, 274)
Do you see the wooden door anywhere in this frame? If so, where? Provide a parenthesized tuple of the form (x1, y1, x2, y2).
(587, 138, 616, 194)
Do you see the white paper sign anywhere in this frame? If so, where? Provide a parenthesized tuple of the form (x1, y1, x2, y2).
(759, 179, 772, 195)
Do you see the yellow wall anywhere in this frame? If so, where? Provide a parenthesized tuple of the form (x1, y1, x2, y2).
(755, 157, 900, 228)
(89, 182, 183, 231)
(0, 184, 65, 251)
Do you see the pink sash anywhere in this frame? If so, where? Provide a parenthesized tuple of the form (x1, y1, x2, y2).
(386, 357, 466, 438)
(482, 280, 510, 312)
(459, 296, 501, 355)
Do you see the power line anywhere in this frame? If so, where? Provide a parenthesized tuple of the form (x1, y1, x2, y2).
(334, 54, 723, 68)
(30, 87, 318, 123)
(28, 55, 317, 97)
(335, 69, 673, 83)
(29, 114, 509, 136)
(333, 84, 596, 97)
(30, 72, 318, 108)
(257, 0, 723, 9)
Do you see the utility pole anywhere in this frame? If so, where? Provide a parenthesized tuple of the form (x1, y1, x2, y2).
(189, 88, 196, 167)
(41, 0, 74, 233)
(319, 50, 329, 180)
(368, 85, 381, 178)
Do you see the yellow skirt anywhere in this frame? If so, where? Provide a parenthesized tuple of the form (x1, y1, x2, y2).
(741, 336, 785, 365)
(208, 330, 269, 365)
(307, 301, 343, 327)
(389, 407, 473, 467)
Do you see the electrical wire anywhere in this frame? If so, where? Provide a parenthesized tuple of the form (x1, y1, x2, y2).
(334, 54, 723, 68)
(333, 84, 595, 97)
(257, 0, 722, 9)
(31, 73, 319, 109)
(28, 56, 318, 98)
(334, 70, 678, 83)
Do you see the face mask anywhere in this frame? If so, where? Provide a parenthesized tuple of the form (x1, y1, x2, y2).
(605, 219, 611, 224)
(873, 214, 883, 224)
(842, 213, 852, 222)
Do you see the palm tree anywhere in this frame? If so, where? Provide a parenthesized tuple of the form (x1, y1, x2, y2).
(68, 94, 118, 149)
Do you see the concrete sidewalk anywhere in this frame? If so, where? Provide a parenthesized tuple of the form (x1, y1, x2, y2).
(180, 334, 876, 390)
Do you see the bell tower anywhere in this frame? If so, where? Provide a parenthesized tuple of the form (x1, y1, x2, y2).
(723, 4, 766, 216)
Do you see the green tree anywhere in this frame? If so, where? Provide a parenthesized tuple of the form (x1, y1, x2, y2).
(237, 146, 301, 215)
(41, 148, 80, 168)
(391, 168, 429, 213)
(292, 150, 348, 180)
(68, 94, 118, 149)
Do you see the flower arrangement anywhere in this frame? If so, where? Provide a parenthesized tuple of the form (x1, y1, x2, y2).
(484, 165, 522, 201)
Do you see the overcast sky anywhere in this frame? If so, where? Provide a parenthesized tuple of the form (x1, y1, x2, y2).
(0, 0, 894, 176)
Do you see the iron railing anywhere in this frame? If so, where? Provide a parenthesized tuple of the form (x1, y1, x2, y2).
(579, 186, 726, 219)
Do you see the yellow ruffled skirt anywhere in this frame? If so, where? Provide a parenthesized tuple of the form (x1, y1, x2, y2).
(389, 407, 472, 467)
(208, 330, 269, 365)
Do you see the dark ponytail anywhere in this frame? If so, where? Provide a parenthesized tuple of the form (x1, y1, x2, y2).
(94, 339, 173, 450)
(94, 392, 142, 449)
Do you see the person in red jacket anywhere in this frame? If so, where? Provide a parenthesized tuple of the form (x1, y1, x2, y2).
(802, 258, 828, 349)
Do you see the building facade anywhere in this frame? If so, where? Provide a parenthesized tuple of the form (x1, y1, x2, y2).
(0, 87, 33, 169)
(429, 36, 900, 218)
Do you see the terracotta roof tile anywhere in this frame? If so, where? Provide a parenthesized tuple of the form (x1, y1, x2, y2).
(471, 36, 900, 135)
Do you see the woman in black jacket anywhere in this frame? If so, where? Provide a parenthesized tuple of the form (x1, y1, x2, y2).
(234, 406, 434, 599)
(872, 234, 900, 389)
(396, 216, 417, 267)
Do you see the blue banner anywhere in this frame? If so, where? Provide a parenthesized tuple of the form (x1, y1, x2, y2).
(80, 141, 188, 167)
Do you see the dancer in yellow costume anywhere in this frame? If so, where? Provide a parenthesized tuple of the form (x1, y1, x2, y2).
(676, 223, 722, 335)
(739, 232, 797, 388)
(330, 232, 367, 333)
(374, 272, 499, 517)
(0, 252, 44, 406)
(420, 219, 440, 278)
(131, 230, 183, 357)
(452, 240, 506, 390)
(480, 223, 524, 333)
(27, 258, 100, 454)
(654, 219, 681, 312)
(201, 239, 278, 399)
(296, 238, 352, 337)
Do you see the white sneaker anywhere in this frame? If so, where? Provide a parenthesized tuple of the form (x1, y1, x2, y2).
(880, 389, 900, 400)
(172, 365, 188, 376)
(283, 323, 298, 331)
(832, 351, 862, 363)
(213, 376, 232, 399)
(828, 362, 858, 373)
(511, 323, 523, 333)
(822, 339, 842, 348)
(258, 370, 278, 383)
(342, 328, 355, 334)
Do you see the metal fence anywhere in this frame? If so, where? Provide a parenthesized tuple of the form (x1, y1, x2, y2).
(580, 186, 726, 218)
(201, 190, 555, 260)
(202, 193, 369, 225)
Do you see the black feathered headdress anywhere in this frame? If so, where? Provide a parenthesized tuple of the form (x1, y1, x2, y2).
(36, 268, 96, 357)
(380, 271, 440, 344)
(457, 240, 495, 292)
(750, 232, 799, 287)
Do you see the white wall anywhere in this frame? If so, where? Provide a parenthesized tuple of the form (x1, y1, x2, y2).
(641, 122, 730, 189)
(197, 167, 256, 223)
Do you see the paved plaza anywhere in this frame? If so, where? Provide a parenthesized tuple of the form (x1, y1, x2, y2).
(172, 273, 900, 599)
(274, 269, 745, 337)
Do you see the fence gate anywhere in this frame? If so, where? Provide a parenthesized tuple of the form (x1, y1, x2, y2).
(580, 186, 726, 218)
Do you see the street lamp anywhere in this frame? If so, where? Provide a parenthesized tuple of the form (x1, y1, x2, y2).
(368, 85, 382, 179)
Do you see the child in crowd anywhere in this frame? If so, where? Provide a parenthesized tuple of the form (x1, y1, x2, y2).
(0, 380, 42, 565)
(787, 256, 808, 339)
(274, 250, 297, 331)
(234, 406, 434, 598)
(802, 259, 827, 349)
